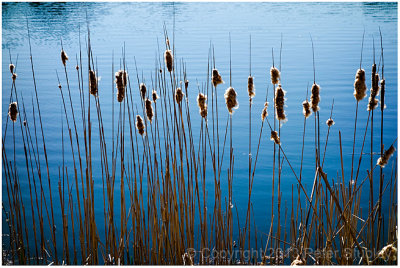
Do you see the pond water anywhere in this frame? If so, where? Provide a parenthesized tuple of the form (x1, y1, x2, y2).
(2, 1, 398, 263)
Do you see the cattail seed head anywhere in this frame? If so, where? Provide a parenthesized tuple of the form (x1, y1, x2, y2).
(224, 86, 238, 114)
(136, 115, 145, 136)
(145, 98, 154, 123)
(275, 84, 286, 121)
(140, 83, 147, 100)
(261, 101, 269, 121)
(310, 83, 320, 112)
(368, 72, 380, 111)
(164, 50, 173, 72)
(212, 69, 224, 87)
(89, 70, 98, 96)
(377, 145, 395, 168)
(115, 70, 127, 102)
(291, 256, 304, 266)
(12, 73, 17, 81)
(8, 102, 18, 122)
(326, 118, 335, 127)
(9, 64, 15, 74)
(270, 130, 280, 145)
(185, 80, 189, 91)
(61, 49, 68, 66)
(175, 87, 184, 103)
(23, 120, 27, 126)
(270, 67, 280, 85)
(152, 90, 159, 102)
(75, 65, 79, 70)
(378, 244, 397, 261)
(353, 68, 367, 101)
(302, 100, 312, 118)
(248, 76, 255, 99)
(380, 79, 386, 111)
(197, 93, 208, 118)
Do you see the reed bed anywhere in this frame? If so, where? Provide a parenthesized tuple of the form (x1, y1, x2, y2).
(2, 23, 397, 266)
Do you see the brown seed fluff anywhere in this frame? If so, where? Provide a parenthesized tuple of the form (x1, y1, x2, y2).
(145, 98, 154, 123)
(140, 83, 147, 100)
(152, 90, 159, 102)
(9, 64, 15, 74)
(302, 100, 312, 118)
(164, 50, 173, 72)
(368, 72, 380, 111)
(212, 69, 224, 87)
(270, 67, 280, 85)
(310, 83, 320, 112)
(61, 49, 68, 66)
(261, 101, 269, 121)
(8, 102, 18, 122)
(377, 145, 395, 168)
(224, 86, 238, 114)
(326, 118, 335, 127)
(248, 76, 255, 99)
(270, 130, 280, 145)
(89, 70, 98, 96)
(275, 84, 286, 121)
(353, 68, 367, 101)
(136, 115, 145, 136)
(115, 70, 127, 102)
(197, 93, 208, 118)
(175, 87, 184, 103)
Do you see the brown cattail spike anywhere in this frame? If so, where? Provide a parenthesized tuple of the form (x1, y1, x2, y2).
(89, 70, 98, 96)
(175, 87, 184, 104)
(164, 50, 173, 72)
(270, 67, 280, 85)
(377, 145, 395, 168)
(140, 83, 147, 100)
(61, 50, 69, 66)
(248, 76, 255, 99)
(368, 64, 380, 111)
(270, 130, 280, 145)
(145, 98, 154, 123)
(197, 93, 208, 118)
(8, 102, 18, 122)
(353, 68, 367, 101)
(212, 69, 224, 87)
(136, 115, 145, 136)
(302, 100, 312, 118)
(326, 118, 335, 127)
(380, 79, 385, 111)
(185, 80, 189, 91)
(75, 65, 79, 70)
(275, 84, 286, 121)
(152, 90, 159, 102)
(12, 73, 17, 81)
(310, 83, 320, 112)
(261, 101, 269, 121)
(224, 87, 238, 114)
(9, 64, 15, 74)
(115, 70, 127, 102)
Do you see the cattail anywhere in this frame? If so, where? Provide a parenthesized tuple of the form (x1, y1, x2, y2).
(23, 120, 27, 126)
(75, 65, 79, 71)
(270, 130, 280, 145)
(140, 83, 147, 100)
(136, 115, 145, 136)
(9, 64, 15, 74)
(368, 64, 380, 111)
(61, 49, 68, 66)
(152, 90, 159, 102)
(8, 102, 18, 122)
(145, 98, 154, 123)
(115, 70, 127, 102)
(291, 256, 304, 266)
(275, 84, 286, 121)
(89, 70, 98, 96)
(12, 73, 17, 81)
(185, 80, 189, 91)
(310, 83, 320, 112)
(302, 100, 312, 118)
(212, 69, 224, 87)
(224, 87, 238, 114)
(248, 76, 255, 98)
(197, 93, 208, 118)
(326, 118, 335, 127)
(270, 67, 280, 85)
(164, 50, 173, 72)
(353, 69, 367, 101)
(378, 244, 397, 261)
(380, 79, 386, 110)
(261, 102, 269, 121)
(377, 145, 395, 168)
(175, 87, 184, 104)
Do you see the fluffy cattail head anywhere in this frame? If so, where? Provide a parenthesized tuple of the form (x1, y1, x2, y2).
(224, 87, 238, 114)
(270, 130, 280, 145)
(275, 84, 286, 121)
(302, 100, 312, 118)
(136, 115, 145, 136)
(11, 73, 17, 81)
(175, 87, 184, 103)
(310, 83, 320, 112)
(9, 64, 15, 74)
(89, 70, 98, 96)
(353, 68, 367, 101)
(261, 101, 269, 121)
(378, 244, 397, 261)
(115, 70, 127, 102)
(291, 256, 304, 266)
(164, 50, 173, 72)
(8, 102, 18, 122)
(140, 83, 147, 100)
(212, 69, 224, 87)
(145, 98, 154, 123)
(270, 67, 280, 85)
(61, 49, 68, 66)
(248, 76, 255, 99)
(197, 93, 208, 118)
(368, 73, 380, 111)
(152, 90, 159, 102)
(377, 145, 395, 168)
(326, 118, 335, 127)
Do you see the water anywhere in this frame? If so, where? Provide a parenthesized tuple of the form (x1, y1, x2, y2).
(2, 2, 397, 263)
